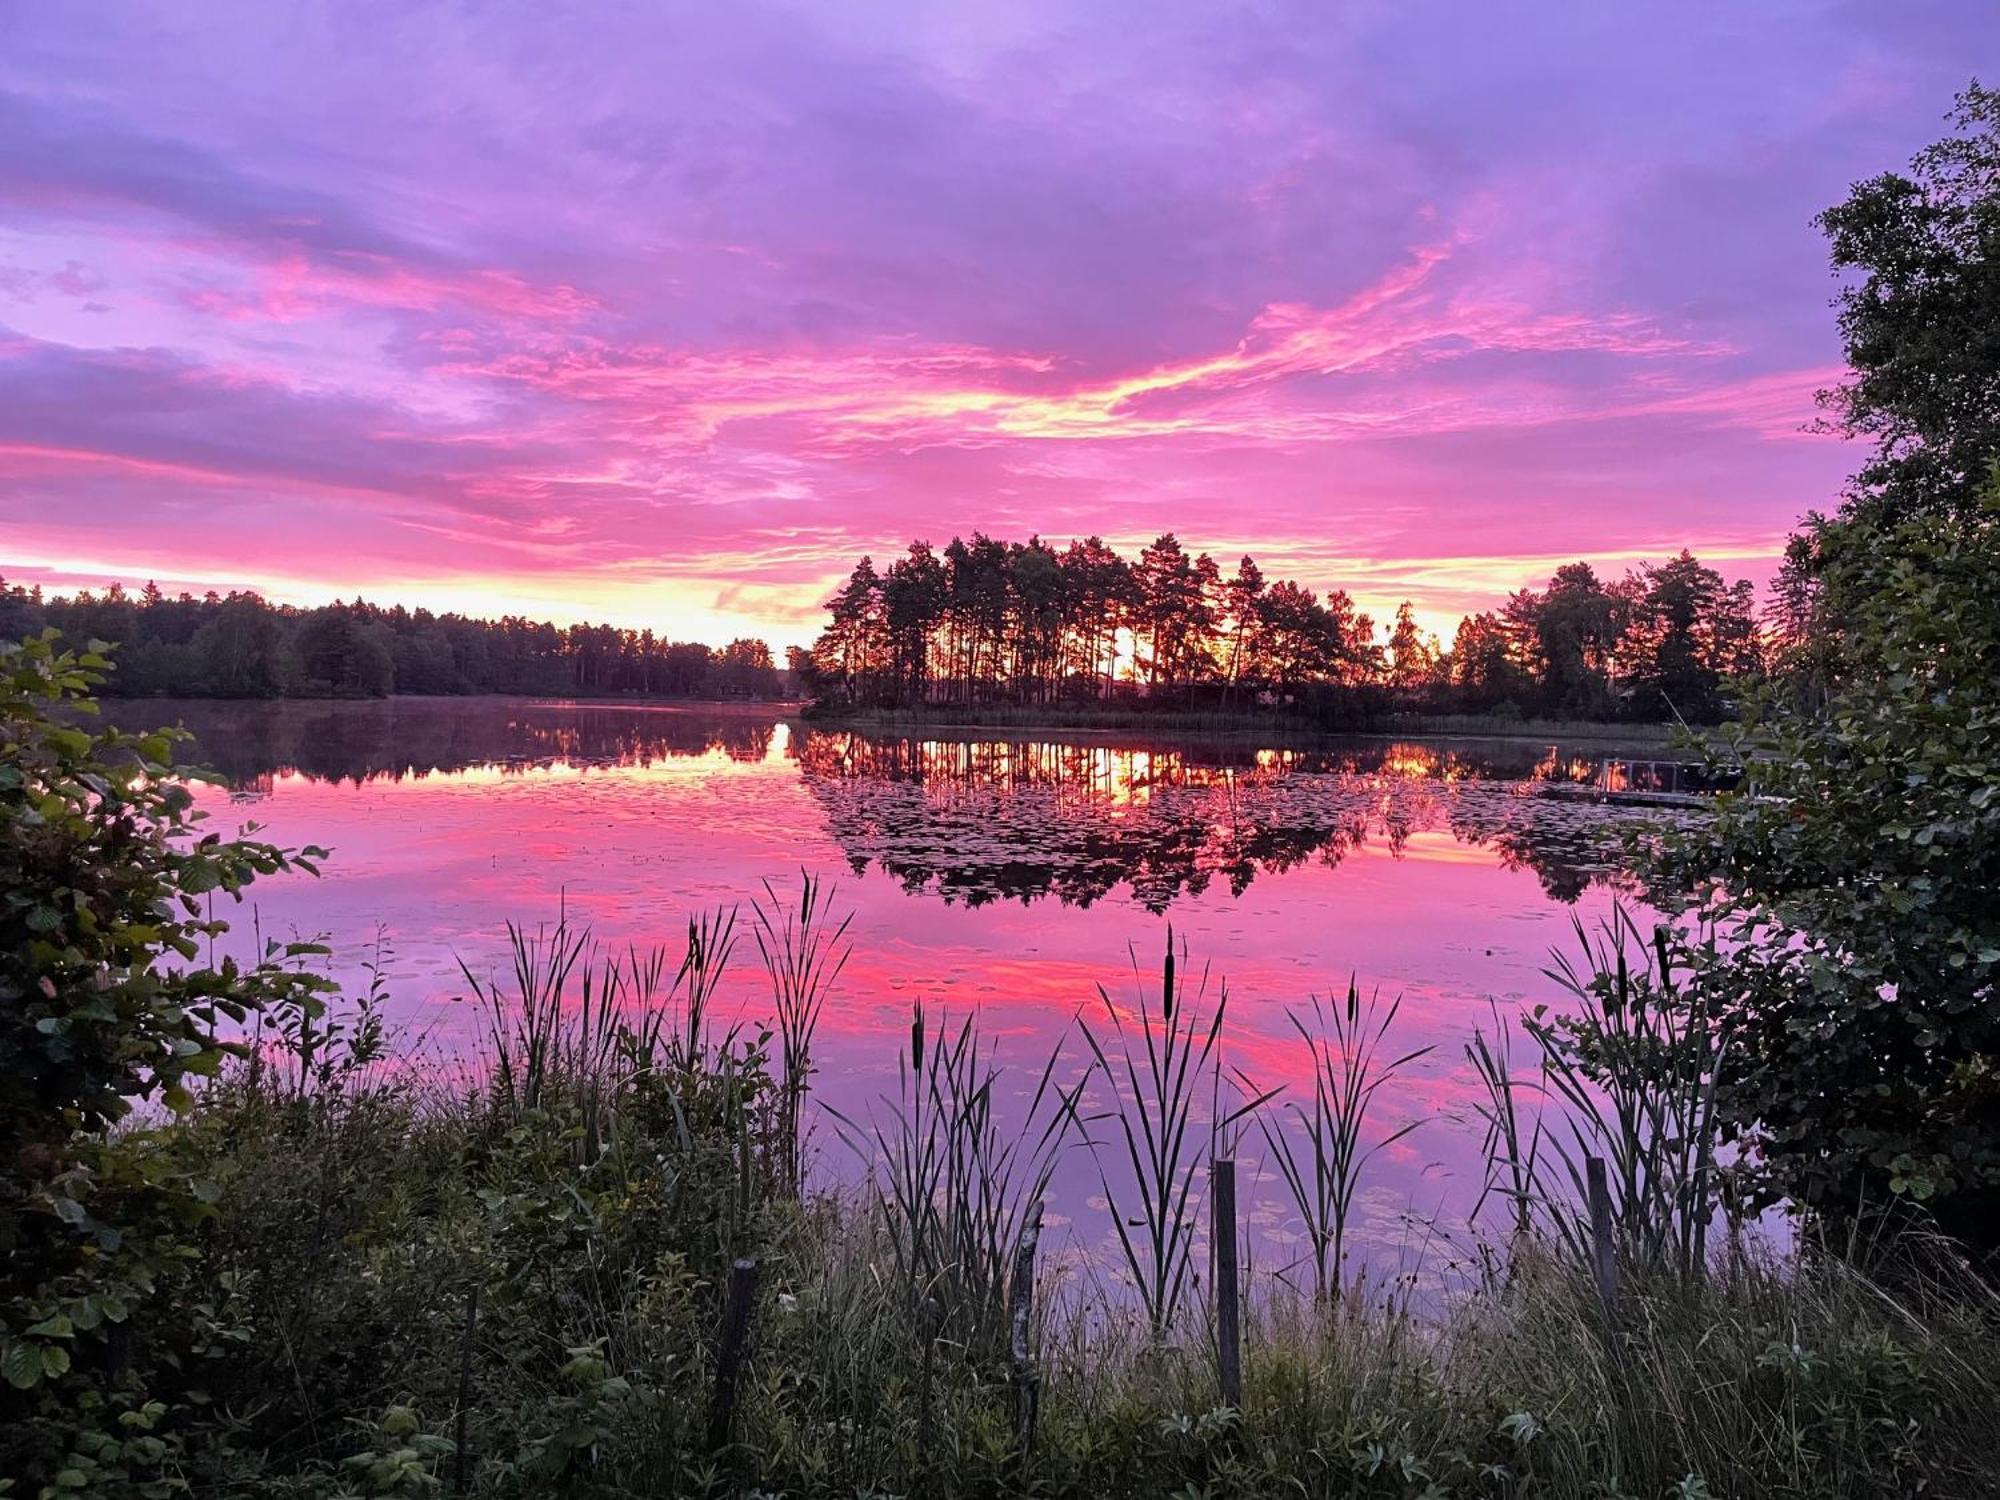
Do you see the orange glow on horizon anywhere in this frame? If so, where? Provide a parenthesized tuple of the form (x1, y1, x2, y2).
(6, 528, 1789, 654)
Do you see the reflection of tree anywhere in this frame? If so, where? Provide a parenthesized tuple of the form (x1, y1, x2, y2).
(99, 700, 776, 785)
(794, 731, 1684, 912)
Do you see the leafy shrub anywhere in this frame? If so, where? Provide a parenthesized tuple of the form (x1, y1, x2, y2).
(1, 633, 326, 1489)
(1654, 497, 2000, 1241)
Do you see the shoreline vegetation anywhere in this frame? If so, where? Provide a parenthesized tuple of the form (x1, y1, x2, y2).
(802, 700, 1680, 747)
(0, 580, 794, 703)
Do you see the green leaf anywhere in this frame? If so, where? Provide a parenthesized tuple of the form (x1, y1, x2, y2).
(1, 1342, 43, 1389)
(44, 726, 92, 758)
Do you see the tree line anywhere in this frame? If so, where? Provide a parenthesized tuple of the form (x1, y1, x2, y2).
(0, 580, 786, 700)
(803, 533, 1763, 724)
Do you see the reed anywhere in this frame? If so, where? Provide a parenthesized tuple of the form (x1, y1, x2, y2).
(753, 869, 853, 1196)
(1258, 980, 1433, 1302)
(1472, 907, 1734, 1279)
(1467, 997, 1547, 1252)
(836, 1002, 1084, 1358)
(672, 903, 740, 1068)
(461, 917, 593, 1114)
(1079, 929, 1275, 1343)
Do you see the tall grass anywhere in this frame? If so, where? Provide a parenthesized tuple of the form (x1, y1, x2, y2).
(1079, 930, 1274, 1342)
(1259, 981, 1433, 1302)
(753, 870, 852, 1196)
(454, 904, 766, 1194)
(670, 903, 739, 1066)
(79, 889, 2000, 1499)
(836, 1002, 1085, 1358)
(1472, 909, 1734, 1278)
(462, 918, 594, 1114)
(1467, 997, 1546, 1250)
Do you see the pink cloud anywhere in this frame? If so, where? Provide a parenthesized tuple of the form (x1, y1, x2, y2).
(10, 0, 1959, 647)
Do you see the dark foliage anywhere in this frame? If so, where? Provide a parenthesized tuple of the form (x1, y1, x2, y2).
(0, 580, 787, 701)
(805, 534, 1761, 725)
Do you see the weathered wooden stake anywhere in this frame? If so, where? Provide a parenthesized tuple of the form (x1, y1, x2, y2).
(707, 1257, 760, 1452)
(1009, 1204, 1043, 1459)
(1585, 1155, 1620, 1319)
(918, 1293, 940, 1481)
(1212, 1158, 1242, 1409)
(452, 1281, 479, 1497)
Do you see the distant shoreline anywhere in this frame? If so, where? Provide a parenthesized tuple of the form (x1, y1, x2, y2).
(803, 703, 1682, 748)
(95, 690, 802, 716)
(95, 692, 1689, 748)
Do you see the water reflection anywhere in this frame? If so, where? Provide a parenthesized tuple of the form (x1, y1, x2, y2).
(102, 700, 1688, 914)
(103, 697, 778, 787)
(794, 730, 1683, 909)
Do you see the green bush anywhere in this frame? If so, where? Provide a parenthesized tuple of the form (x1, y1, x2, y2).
(1654, 497, 2000, 1240)
(1, 633, 329, 1491)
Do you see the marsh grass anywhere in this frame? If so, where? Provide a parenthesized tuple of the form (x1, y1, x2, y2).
(462, 917, 593, 1114)
(754, 869, 852, 1196)
(1260, 980, 1435, 1303)
(1471, 910, 1735, 1280)
(835, 1002, 1086, 1359)
(669, 902, 739, 1065)
(1079, 930, 1276, 1343)
(28, 891, 2000, 1499)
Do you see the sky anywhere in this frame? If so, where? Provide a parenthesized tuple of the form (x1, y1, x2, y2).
(1, 2, 1992, 647)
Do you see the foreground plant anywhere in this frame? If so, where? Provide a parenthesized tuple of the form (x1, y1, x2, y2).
(1655, 492, 2000, 1245)
(837, 1002, 1083, 1358)
(1259, 981, 1433, 1302)
(1080, 931, 1272, 1342)
(1469, 910, 1734, 1282)
(0, 633, 326, 1471)
(754, 869, 852, 1197)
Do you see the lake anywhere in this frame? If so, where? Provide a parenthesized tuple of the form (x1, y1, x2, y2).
(115, 696, 1687, 1293)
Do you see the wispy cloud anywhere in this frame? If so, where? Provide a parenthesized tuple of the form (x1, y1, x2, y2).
(2, 0, 1972, 642)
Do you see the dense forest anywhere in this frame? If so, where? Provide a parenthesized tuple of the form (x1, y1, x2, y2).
(803, 535, 1766, 724)
(0, 579, 787, 700)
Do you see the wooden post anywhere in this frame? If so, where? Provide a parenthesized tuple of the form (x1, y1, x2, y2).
(1585, 1155, 1620, 1319)
(1212, 1158, 1242, 1409)
(452, 1282, 479, 1497)
(707, 1257, 759, 1452)
(918, 1294, 940, 1480)
(1009, 1205, 1043, 1459)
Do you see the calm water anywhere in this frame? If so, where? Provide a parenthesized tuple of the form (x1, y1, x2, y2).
(117, 697, 1686, 1291)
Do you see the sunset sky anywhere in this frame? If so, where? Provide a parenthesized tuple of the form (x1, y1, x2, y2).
(2, 2, 1991, 646)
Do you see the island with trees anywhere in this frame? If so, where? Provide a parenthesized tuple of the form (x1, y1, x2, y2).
(799, 533, 1772, 728)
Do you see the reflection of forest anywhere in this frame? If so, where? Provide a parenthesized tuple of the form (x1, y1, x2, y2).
(99, 699, 777, 785)
(792, 731, 1683, 908)
(100, 699, 1682, 909)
